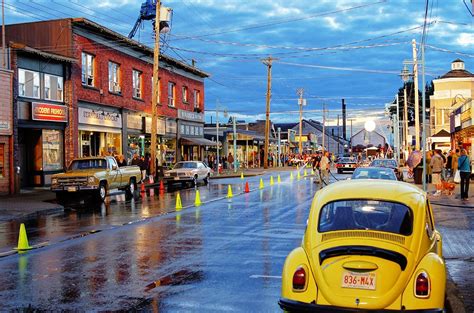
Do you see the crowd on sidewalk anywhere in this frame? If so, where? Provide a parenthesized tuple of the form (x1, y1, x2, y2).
(415, 148, 471, 200)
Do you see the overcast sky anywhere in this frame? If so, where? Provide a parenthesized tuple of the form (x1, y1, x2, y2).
(6, 0, 473, 136)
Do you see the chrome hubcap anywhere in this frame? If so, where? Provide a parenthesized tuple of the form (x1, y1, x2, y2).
(100, 186, 106, 199)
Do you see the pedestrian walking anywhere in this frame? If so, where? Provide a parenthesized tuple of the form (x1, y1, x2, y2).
(430, 150, 444, 196)
(320, 151, 330, 185)
(312, 152, 321, 184)
(458, 149, 471, 201)
(228, 152, 234, 170)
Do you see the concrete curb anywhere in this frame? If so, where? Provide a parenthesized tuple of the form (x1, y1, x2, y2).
(446, 277, 467, 313)
(0, 204, 64, 222)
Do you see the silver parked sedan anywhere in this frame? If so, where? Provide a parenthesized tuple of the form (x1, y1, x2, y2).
(163, 161, 211, 186)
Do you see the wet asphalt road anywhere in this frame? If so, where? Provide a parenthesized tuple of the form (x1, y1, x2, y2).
(0, 170, 471, 311)
(0, 171, 318, 311)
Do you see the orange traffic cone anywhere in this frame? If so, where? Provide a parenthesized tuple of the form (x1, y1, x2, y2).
(245, 181, 250, 193)
(159, 180, 165, 192)
(140, 182, 145, 193)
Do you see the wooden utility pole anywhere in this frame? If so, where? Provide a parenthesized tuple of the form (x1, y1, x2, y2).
(262, 57, 276, 169)
(403, 86, 409, 154)
(150, 0, 161, 178)
(297, 88, 304, 153)
(322, 103, 326, 152)
(2, 0, 5, 68)
(412, 39, 420, 151)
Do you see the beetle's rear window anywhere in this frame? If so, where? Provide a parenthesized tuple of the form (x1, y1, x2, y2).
(318, 200, 413, 236)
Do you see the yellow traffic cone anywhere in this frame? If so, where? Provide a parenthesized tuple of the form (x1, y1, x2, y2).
(297, 171, 301, 180)
(15, 223, 32, 251)
(227, 184, 233, 198)
(277, 174, 281, 184)
(270, 176, 274, 186)
(259, 178, 264, 189)
(304, 169, 307, 177)
(290, 172, 294, 180)
(175, 192, 183, 210)
(240, 172, 244, 180)
(194, 189, 202, 206)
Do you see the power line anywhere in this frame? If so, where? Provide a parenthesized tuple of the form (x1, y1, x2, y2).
(170, 0, 387, 41)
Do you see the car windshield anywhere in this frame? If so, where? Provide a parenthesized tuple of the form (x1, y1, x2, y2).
(69, 159, 107, 170)
(371, 159, 397, 168)
(174, 162, 198, 169)
(318, 200, 413, 235)
(352, 168, 397, 180)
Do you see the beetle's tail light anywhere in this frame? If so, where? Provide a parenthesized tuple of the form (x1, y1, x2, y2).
(415, 272, 430, 297)
(293, 266, 306, 290)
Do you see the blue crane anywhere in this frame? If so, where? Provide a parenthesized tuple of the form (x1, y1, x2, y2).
(128, 0, 171, 39)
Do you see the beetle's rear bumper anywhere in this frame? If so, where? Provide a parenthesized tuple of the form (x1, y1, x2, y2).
(278, 298, 443, 313)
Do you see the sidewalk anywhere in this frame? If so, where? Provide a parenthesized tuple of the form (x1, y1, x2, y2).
(0, 188, 63, 222)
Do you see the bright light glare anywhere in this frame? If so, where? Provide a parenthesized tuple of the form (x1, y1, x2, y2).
(361, 206, 375, 212)
(364, 120, 376, 132)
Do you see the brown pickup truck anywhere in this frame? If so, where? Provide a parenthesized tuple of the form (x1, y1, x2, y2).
(51, 156, 141, 203)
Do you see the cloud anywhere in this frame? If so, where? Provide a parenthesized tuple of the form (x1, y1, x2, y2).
(323, 17, 343, 30)
(456, 33, 474, 47)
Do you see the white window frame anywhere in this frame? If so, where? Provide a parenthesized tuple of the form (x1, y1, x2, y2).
(18, 68, 40, 99)
(44, 74, 64, 102)
(81, 52, 95, 87)
(182, 86, 188, 103)
(108, 61, 121, 93)
(194, 89, 200, 109)
(132, 69, 142, 99)
(168, 82, 176, 107)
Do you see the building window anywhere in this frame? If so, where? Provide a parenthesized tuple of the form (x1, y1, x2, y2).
(132, 70, 142, 99)
(168, 82, 176, 107)
(18, 69, 40, 98)
(0, 143, 4, 178)
(194, 89, 200, 109)
(182, 86, 188, 103)
(81, 52, 95, 87)
(108, 61, 121, 93)
(44, 74, 64, 102)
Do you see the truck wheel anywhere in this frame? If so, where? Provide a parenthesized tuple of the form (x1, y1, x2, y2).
(97, 182, 107, 202)
(125, 178, 136, 199)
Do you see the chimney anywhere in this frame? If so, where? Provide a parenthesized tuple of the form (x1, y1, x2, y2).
(342, 99, 347, 140)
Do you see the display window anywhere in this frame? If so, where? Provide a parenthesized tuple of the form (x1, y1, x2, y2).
(42, 129, 63, 171)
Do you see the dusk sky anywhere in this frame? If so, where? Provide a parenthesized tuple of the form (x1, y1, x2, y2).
(5, 0, 473, 136)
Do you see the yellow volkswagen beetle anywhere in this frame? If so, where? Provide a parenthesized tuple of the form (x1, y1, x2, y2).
(279, 180, 446, 312)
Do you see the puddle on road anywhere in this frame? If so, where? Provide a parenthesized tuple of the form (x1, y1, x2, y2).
(144, 269, 203, 292)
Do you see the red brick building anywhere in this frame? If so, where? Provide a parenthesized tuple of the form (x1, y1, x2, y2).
(0, 68, 13, 194)
(4, 18, 209, 191)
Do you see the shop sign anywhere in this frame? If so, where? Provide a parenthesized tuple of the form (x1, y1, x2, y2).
(79, 107, 122, 128)
(127, 114, 142, 130)
(178, 109, 204, 122)
(145, 116, 166, 135)
(32, 103, 68, 122)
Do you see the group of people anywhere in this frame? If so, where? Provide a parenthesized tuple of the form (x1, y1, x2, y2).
(310, 151, 331, 186)
(429, 148, 470, 200)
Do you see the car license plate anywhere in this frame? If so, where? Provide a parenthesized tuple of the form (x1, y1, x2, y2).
(67, 186, 77, 192)
(341, 271, 376, 290)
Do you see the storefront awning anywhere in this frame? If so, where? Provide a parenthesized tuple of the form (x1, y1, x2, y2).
(181, 136, 219, 146)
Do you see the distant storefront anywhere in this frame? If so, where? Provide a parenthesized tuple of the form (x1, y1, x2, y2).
(78, 104, 122, 157)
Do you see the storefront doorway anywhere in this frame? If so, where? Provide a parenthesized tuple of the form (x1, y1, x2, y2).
(18, 128, 64, 187)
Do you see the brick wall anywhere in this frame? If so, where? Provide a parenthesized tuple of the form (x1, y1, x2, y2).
(0, 68, 13, 194)
(72, 34, 205, 119)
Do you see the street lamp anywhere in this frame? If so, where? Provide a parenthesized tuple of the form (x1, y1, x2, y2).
(400, 64, 411, 159)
